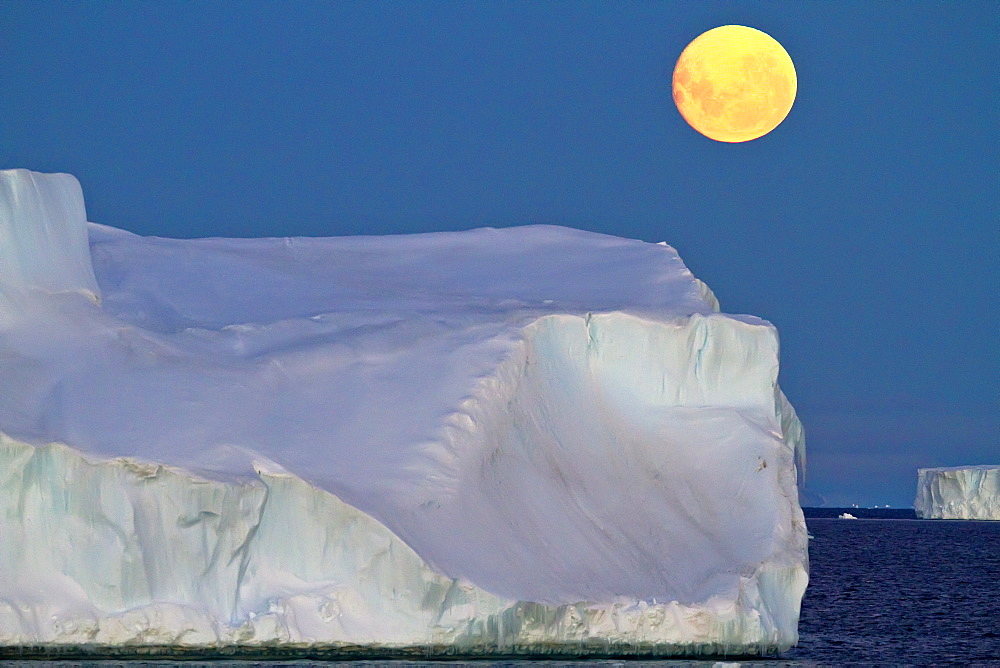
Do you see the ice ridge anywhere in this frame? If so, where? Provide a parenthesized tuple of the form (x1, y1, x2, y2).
(0, 169, 100, 310)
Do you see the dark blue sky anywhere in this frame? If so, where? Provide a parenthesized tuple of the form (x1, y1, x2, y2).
(3, 1, 996, 506)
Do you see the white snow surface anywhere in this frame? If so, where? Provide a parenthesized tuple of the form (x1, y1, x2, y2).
(0, 169, 808, 653)
(914, 466, 1000, 520)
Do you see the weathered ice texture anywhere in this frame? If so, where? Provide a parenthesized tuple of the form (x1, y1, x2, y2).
(915, 466, 1000, 520)
(0, 433, 803, 652)
(0, 169, 100, 321)
(0, 169, 808, 655)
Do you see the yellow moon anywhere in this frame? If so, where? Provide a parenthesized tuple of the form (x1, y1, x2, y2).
(672, 25, 796, 143)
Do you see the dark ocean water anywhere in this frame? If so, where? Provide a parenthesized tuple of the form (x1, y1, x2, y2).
(782, 514, 1000, 664)
(3, 515, 998, 666)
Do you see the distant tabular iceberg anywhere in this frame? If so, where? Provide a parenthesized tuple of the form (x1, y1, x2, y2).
(915, 466, 1000, 520)
(0, 169, 808, 657)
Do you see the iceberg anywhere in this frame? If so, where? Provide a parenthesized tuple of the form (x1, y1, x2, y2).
(0, 169, 808, 656)
(914, 466, 1000, 520)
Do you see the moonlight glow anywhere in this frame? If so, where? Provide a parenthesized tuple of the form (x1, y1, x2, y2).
(672, 25, 797, 143)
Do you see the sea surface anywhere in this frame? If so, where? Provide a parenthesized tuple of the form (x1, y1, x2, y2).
(2, 512, 998, 666)
(783, 511, 1000, 663)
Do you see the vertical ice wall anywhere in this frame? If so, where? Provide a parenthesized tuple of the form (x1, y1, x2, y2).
(0, 169, 100, 310)
(915, 466, 1000, 520)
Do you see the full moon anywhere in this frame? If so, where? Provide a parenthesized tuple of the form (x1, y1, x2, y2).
(672, 25, 796, 143)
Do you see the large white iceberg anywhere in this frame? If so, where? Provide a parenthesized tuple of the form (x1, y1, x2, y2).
(0, 169, 808, 656)
(915, 466, 1000, 520)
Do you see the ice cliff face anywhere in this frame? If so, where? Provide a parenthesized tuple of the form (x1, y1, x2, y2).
(0, 169, 808, 655)
(0, 433, 510, 646)
(915, 466, 1000, 520)
(0, 433, 801, 651)
(0, 170, 100, 310)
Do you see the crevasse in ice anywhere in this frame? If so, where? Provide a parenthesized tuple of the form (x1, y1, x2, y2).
(0, 169, 808, 654)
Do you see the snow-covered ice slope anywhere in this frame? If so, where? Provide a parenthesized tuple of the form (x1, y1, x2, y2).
(0, 169, 808, 654)
(915, 466, 1000, 520)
